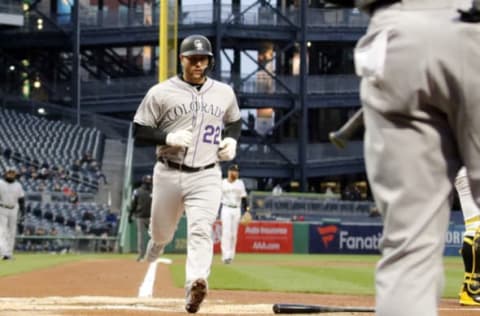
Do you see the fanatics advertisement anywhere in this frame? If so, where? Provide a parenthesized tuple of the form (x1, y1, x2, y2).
(309, 221, 464, 256)
(309, 223, 383, 254)
(213, 221, 293, 253)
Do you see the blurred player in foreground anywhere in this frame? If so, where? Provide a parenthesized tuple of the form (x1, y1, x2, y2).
(323, 0, 480, 315)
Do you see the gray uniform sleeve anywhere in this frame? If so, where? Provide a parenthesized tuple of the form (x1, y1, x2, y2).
(223, 87, 241, 124)
(133, 85, 163, 128)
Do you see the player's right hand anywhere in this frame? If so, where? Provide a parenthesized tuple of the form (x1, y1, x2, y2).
(166, 129, 193, 147)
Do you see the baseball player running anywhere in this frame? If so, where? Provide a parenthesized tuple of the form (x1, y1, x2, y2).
(220, 164, 247, 264)
(133, 34, 242, 313)
(0, 167, 25, 260)
(455, 167, 480, 305)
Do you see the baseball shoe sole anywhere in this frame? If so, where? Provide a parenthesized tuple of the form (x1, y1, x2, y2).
(185, 278, 207, 313)
(459, 286, 480, 306)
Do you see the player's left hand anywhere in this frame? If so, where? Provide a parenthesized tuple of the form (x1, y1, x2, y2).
(217, 137, 237, 161)
(240, 210, 252, 225)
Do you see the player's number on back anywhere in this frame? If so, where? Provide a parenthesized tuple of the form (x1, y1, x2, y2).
(203, 125, 220, 145)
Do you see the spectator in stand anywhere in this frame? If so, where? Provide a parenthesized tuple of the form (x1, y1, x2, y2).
(71, 160, 82, 173)
(38, 167, 50, 180)
(80, 151, 94, 165)
(272, 184, 283, 196)
(19, 165, 28, 178)
(105, 211, 118, 236)
(69, 191, 79, 204)
(91, 163, 108, 184)
(53, 181, 62, 192)
(30, 167, 39, 180)
(3, 148, 12, 159)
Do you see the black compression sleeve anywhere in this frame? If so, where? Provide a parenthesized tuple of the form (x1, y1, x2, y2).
(241, 197, 248, 213)
(223, 119, 242, 140)
(133, 123, 168, 146)
(18, 197, 25, 216)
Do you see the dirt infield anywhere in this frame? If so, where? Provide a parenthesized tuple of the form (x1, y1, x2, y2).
(0, 258, 477, 316)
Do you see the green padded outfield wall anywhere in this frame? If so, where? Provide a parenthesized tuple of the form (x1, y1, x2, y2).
(293, 222, 310, 253)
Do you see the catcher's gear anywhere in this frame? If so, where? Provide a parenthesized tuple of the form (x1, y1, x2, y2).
(460, 228, 480, 305)
(180, 34, 215, 71)
(218, 137, 237, 161)
(166, 129, 193, 148)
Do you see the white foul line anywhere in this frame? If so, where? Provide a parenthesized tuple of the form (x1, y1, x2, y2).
(138, 257, 172, 298)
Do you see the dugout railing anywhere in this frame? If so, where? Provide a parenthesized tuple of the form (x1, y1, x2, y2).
(15, 235, 117, 253)
(249, 191, 377, 222)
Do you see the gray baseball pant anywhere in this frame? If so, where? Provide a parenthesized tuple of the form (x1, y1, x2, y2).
(149, 162, 222, 289)
(358, 0, 480, 315)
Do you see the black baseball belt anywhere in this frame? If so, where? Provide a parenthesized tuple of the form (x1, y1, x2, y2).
(158, 157, 216, 173)
(223, 204, 239, 208)
(0, 202, 15, 210)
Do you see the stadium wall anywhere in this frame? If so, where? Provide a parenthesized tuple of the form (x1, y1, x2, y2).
(152, 213, 464, 256)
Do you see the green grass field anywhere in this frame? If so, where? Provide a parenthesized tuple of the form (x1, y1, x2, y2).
(0, 253, 464, 298)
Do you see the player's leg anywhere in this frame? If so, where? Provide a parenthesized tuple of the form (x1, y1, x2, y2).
(136, 217, 149, 261)
(0, 213, 8, 258)
(364, 104, 457, 316)
(230, 207, 241, 261)
(182, 166, 222, 313)
(145, 162, 184, 262)
(4, 210, 18, 259)
(455, 167, 480, 305)
(220, 206, 233, 263)
(360, 7, 463, 315)
(452, 5, 480, 306)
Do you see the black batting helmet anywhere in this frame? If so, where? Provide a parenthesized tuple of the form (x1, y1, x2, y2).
(180, 35, 213, 57)
(180, 35, 215, 71)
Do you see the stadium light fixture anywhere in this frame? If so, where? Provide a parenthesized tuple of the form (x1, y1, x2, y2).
(33, 78, 41, 89)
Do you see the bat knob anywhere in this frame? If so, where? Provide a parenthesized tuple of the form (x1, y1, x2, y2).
(329, 131, 347, 149)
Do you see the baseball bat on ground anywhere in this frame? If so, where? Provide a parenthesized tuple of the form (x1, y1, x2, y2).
(328, 108, 364, 149)
(273, 303, 375, 314)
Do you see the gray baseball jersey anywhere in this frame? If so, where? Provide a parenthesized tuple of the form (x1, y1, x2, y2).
(133, 76, 241, 167)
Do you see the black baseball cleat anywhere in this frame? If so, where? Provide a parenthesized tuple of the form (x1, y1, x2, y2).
(2, 256, 12, 260)
(185, 278, 207, 313)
